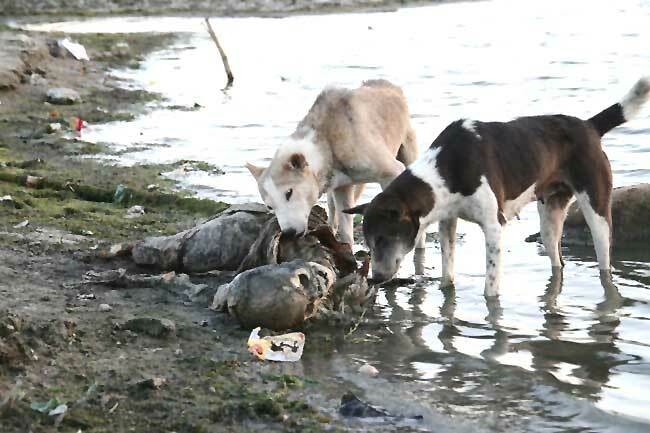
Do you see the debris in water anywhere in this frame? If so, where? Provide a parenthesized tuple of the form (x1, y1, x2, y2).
(338, 392, 424, 420)
(358, 364, 379, 377)
(339, 392, 390, 418)
(247, 327, 305, 362)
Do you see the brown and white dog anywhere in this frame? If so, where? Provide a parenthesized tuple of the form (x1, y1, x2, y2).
(247, 79, 421, 246)
(345, 77, 650, 296)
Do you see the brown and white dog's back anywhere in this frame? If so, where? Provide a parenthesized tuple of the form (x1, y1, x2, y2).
(248, 80, 419, 245)
(346, 77, 650, 295)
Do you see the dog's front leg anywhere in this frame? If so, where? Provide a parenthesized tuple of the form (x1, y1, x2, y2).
(483, 223, 503, 297)
(439, 218, 457, 287)
(333, 185, 356, 245)
(327, 192, 338, 232)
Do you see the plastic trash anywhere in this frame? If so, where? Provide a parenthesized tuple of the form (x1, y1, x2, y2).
(247, 327, 305, 362)
(59, 38, 89, 61)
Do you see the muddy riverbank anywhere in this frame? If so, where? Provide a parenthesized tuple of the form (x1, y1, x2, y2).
(0, 27, 416, 433)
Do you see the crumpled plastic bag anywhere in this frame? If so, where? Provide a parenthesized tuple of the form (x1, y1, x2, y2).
(247, 327, 305, 362)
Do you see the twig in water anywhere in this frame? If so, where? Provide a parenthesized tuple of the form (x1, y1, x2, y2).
(204, 17, 234, 90)
(344, 308, 367, 339)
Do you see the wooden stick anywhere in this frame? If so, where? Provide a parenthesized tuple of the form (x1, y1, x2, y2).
(204, 17, 234, 89)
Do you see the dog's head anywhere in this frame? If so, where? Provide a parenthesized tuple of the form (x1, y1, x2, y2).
(247, 151, 319, 238)
(344, 192, 421, 282)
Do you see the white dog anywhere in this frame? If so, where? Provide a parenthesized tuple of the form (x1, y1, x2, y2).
(247, 79, 420, 245)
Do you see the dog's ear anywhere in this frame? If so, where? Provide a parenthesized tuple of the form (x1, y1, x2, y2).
(246, 162, 266, 180)
(343, 203, 368, 215)
(287, 153, 308, 171)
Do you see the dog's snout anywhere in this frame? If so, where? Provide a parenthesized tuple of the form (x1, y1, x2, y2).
(370, 272, 391, 284)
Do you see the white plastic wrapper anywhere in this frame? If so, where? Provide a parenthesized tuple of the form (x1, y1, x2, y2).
(247, 327, 305, 362)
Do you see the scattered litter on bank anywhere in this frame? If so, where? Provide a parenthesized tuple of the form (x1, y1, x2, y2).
(247, 327, 305, 362)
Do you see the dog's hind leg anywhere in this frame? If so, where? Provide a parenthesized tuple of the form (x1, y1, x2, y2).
(439, 218, 458, 287)
(574, 191, 612, 272)
(569, 152, 613, 274)
(537, 191, 572, 269)
(333, 185, 356, 245)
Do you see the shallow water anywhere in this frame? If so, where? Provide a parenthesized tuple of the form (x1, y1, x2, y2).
(27, 0, 650, 431)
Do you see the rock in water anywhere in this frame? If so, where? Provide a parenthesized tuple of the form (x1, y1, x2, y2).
(339, 392, 390, 418)
(46, 87, 81, 105)
(564, 183, 650, 245)
(211, 260, 335, 331)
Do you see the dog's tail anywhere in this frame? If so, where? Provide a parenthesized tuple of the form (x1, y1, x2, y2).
(588, 77, 650, 136)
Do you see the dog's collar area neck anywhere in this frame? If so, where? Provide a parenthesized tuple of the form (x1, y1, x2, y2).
(315, 147, 339, 195)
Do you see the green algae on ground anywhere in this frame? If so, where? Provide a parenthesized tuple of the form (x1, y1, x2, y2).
(0, 168, 228, 242)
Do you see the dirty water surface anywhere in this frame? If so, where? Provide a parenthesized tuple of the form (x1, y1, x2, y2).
(24, 0, 650, 432)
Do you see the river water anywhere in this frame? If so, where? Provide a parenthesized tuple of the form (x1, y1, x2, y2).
(27, 0, 650, 431)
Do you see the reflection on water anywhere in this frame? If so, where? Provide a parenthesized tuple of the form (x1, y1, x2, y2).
(27, 0, 650, 431)
(338, 268, 649, 432)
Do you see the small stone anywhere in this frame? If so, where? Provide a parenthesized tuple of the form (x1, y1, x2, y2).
(111, 41, 130, 57)
(358, 364, 379, 377)
(104, 243, 132, 258)
(126, 205, 145, 219)
(46, 87, 81, 105)
(1, 195, 15, 208)
(123, 317, 176, 338)
(30, 73, 47, 87)
(98, 303, 112, 312)
(26, 175, 43, 187)
(130, 377, 166, 391)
